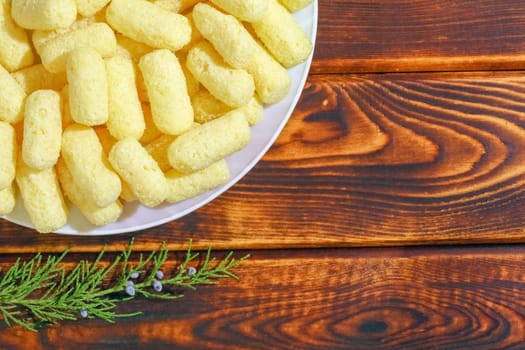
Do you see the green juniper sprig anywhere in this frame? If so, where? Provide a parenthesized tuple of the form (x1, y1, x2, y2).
(0, 239, 249, 331)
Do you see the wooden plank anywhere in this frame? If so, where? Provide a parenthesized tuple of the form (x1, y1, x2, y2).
(1, 246, 525, 349)
(3, 71, 525, 251)
(312, 0, 525, 73)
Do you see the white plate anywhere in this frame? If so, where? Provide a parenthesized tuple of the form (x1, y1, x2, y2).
(3, 2, 319, 235)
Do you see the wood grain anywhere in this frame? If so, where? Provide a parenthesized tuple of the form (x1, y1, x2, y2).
(313, 0, 525, 73)
(3, 72, 525, 251)
(1, 246, 525, 349)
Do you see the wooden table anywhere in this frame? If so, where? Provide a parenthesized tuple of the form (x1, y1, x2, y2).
(3, 1, 525, 348)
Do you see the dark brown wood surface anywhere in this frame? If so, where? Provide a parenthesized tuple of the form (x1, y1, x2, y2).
(3, 0, 525, 348)
(2, 246, 525, 350)
(312, 0, 525, 74)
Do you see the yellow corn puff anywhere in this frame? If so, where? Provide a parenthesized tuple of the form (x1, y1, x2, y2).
(186, 41, 254, 108)
(168, 109, 250, 173)
(16, 159, 68, 233)
(108, 138, 168, 207)
(106, 0, 191, 51)
(192, 89, 233, 124)
(0, 1, 34, 71)
(56, 158, 123, 226)
(22, 90, 62, 169)
(139, 49, 193, 135)
(61, 124, 121, 208)
(0, 121, 16, 190)
(35, 22, 117, 73)
(32, 16, 96, 52)
(0, 184, 16, 215)
(209, 0, 269, 22)
(11, 0, 77, 30)
(150, 0, 200, 13)
(192, 3, 256, 69)
(106, 55, 145, 140)
(279, 0, 312, 12)
(0, 63, 26, 124)
(75, 0, 111, 17)
(246, 42, 291, 104)
(166, 159, 230, 203)
(66, 47, 109, 126)
(251, 0, 312, 68)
